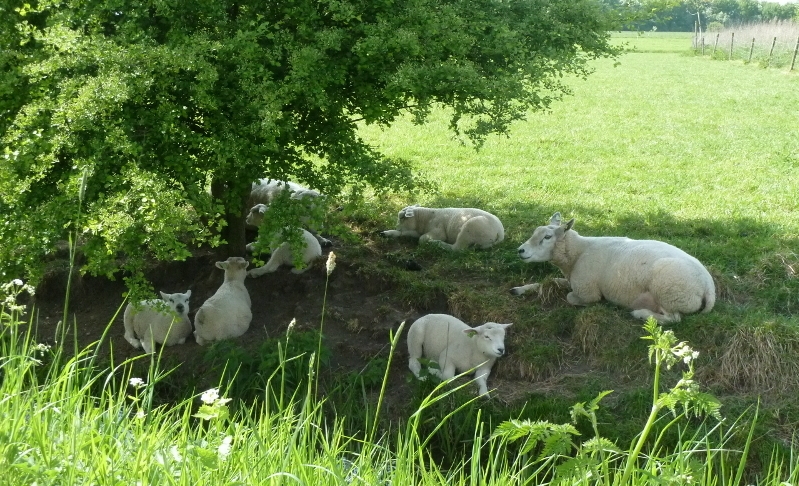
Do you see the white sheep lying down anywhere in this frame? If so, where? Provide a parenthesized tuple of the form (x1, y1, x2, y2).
(123, 290, 193, 354)
(407, 313, 512, 396)
(247, 179, 331, 247)
(382, 205, 505, 251)
(194, 257, 252, 345)
(247, 221, 322, 277)
(511, 212, 716, 323)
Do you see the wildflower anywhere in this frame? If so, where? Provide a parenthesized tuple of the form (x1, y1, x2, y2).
(11, 279, 22, 286)
(218, 435, 233, 459)
(200, 388, 231, 406)
(287, 318, 296, 338)
(32, 343, 51, 356)
(170, 446, 183, 462)
(135, 409, 146, 420)
(326, 251, 337, 276)
(129, 377, 146, 388)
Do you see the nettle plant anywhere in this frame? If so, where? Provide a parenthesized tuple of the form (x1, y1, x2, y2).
(493, 317, 722, 484)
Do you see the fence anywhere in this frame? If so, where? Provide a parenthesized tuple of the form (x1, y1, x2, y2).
(691, 22, 799, 72)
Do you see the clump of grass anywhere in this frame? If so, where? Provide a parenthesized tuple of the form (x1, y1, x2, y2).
(718, 322, 799, 394)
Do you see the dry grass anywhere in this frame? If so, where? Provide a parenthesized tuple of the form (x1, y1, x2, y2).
(716, 324, 799, 394)
(704, 20, 799, 65)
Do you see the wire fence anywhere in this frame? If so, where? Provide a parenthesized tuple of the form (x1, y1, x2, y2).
(691, 21, 799, 71)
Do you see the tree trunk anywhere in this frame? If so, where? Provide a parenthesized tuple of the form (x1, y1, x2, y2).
(210, 178, 249, 260)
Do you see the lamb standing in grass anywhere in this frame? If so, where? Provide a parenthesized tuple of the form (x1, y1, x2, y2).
(194, 257, 252, 345)
(381, 206, 505, 251)
(511, 212, 715, 323)
(407, 313, 512, 396)
(246, 205, 322, 276)
(123, 290, 193, 354)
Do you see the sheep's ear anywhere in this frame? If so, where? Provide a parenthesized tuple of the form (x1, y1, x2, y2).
(159, 291, 168, 300)
(501, 323, 513, 329)
(185, 290, 192, 298)
(215, 261, 227, 270)
(463, 329, 478, 338)
(403, 206, 416, 218)
(258, 205, 267, 214)
(564, 219, 575, 232)
(550, 212, 562, 226)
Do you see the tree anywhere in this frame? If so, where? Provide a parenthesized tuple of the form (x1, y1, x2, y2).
(0, 0, 620, 292)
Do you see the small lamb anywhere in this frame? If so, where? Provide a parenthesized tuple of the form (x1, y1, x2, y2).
(407, 313, 512, 396)
(382, 205, 504, 251)
(194, 257, 252, 345)
(511, 212, 716, 323)
(247, 224, 322, 277)
(123, 290, 193, 354)
(247, 179, 331, 247)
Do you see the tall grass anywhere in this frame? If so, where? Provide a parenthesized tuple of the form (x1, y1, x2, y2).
(699, 20, 799, 67)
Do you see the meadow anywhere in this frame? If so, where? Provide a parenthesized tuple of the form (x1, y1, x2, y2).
(2, 34, 799, 484)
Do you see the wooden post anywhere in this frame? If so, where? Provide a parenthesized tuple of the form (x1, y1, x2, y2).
(713, 33, 720, 56)
(729, 32, 735, 60)
(768, 37, 777, 67)
(748, 37, 755, 63)
(694, 21, 698, 50)
(791, 35, 799, 72)
(702, 36, 705, 56)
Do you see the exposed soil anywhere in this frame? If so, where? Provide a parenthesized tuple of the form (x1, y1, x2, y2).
(28, 236, 532, 411)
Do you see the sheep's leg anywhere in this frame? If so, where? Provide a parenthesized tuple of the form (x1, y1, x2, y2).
(474, 366, 491, 396)
(124, 331, 142, 349)
(631, 308, 682, 323)
(509, 283, 541, 296)
(408, 357, 425, 380)
(419, 232, 451, 250)
(194, 331, 207, 346)
(247, 254, 283, 278)
(141, 329, 155, 354)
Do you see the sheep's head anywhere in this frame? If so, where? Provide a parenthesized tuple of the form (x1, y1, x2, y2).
(159, 290, 192, 317)
(246, 204, 268, 227)
(396, 205, 421, 229)
(466, 322, 512, 359)
(517, 212, 574, 263)
(215, 257, 250, 281)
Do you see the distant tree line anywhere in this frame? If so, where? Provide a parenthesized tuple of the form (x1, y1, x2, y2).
(602, 0, 799, 32)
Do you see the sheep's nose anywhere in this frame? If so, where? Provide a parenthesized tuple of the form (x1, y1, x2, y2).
(176, 304, 184, 313)
(497, 347, 505, 356)
(517, 248, 524, 255)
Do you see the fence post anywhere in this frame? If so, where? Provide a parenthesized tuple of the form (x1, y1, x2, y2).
(729, 32, 735, 60)
(702, 36, 705, 56)
(768, 37, 777, 67)
(713, 33, 720, 56)
(791, 35, 799, 72)
(748, 37, 755, 63)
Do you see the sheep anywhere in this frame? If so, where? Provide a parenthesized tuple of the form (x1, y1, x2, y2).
(247, 224, 322, 277)
(381, 205, 505, 251)
(194, 257, 252, 345)
(407, 313, 512, 396)
(123, 290, 193, 354)
(511, 212, 716, 323)
(247, 179, 331, 247)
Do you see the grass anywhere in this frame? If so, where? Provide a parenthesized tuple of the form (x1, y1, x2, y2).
(352, 39, 799, 468)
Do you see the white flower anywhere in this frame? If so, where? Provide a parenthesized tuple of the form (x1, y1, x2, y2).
(129, 377, 145, 388)
(135, 409, 146, 420)
(200, 388, 220, 404)
(170, 446, 183, 462)
(326, 251, 337, 276)
(218, 435, 233, 459)
(11, 279, 22, 286)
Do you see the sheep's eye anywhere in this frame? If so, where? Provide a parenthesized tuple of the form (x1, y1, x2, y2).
(544, 234, 552, 240)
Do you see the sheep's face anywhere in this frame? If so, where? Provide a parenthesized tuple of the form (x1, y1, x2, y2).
(246, 204, 268, 227)
(158, 290, 192, 317)
(467, 322, 512, 358)
(517, 212, 573, 263)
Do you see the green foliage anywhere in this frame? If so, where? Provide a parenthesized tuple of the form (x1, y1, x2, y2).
(0, 0, 620, 288)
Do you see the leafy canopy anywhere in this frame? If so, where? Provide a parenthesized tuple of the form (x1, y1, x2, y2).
(0, 0, 619, 291)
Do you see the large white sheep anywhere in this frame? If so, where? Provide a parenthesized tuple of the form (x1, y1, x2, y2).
(194, 257, 252, 345)
(407, 313, 512, 396)
(247, 224, 322, 277)
(381, 206, 505, 251)
(247, 179, 331, 247)
(511, 212, 716, 323)
(123, 290, 193, 354)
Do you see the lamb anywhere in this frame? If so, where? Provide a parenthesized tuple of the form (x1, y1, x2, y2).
(194, 257, 252, 345)
(123, 290, 193, 354)
(511, 212, 716, 323)
(247, 179, 331, 247)
(381, 205, 505, 251)
(407, 313, 512, 396)
(247, 223, 322, 277)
